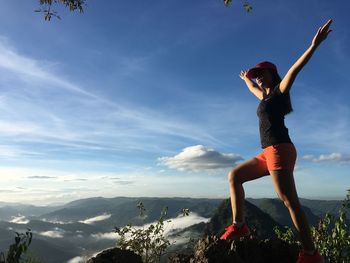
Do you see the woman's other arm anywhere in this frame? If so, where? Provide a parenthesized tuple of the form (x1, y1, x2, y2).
(240, 70, 264, 100)
(279, 19, 333, 94)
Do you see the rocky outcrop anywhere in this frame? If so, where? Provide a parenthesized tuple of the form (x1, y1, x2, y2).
(86, 247, 142, 263)
(86, 198, 300, 263)
(205, 200, 281, 239)
(169, 235, 299, 263)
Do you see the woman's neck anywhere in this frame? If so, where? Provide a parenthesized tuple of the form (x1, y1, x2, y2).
(265, 87, 271, 95)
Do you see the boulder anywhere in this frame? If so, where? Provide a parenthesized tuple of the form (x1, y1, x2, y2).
(169, 235, 299, 263)
(86, 247, 142, 263)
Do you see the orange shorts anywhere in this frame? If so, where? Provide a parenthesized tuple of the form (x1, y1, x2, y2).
(255, 143, 297, 171)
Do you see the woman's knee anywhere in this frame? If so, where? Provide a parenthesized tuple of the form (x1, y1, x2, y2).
(228, 167, 243, 185)
(280, 196, 301, 211)
(228, 158, 267, 185)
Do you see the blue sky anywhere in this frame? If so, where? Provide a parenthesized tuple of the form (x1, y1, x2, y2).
(0, 0, 349, 204)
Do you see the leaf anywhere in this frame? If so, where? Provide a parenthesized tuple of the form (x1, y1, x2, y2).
(224, 0, 232, 7)
(243, 3, 253, 12)
(182, 208, 190, 216)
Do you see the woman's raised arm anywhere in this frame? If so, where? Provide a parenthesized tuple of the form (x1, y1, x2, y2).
(239, 70, 264, 100)
(279, 19, 333, 94)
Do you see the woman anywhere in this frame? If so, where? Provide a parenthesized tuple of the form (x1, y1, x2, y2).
(220, 19, 333, 263)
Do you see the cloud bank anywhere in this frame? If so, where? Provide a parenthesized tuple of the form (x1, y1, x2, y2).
(39, 228, 65, 238)
(158, 145, 243, 172)
(161, 213, 210, 235)
(79, 213, 111, 224)
(27, 176, 57, 179)
(67, 256, 89, 263)
(303, 153, 350, 163)
(10, 215, 29, 224)
(90, 213, 209, 242)
(90, 232, 118, 240)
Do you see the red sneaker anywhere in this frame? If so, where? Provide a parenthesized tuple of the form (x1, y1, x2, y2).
(296, 250, 324, 263)
(219, 223, 250, 240)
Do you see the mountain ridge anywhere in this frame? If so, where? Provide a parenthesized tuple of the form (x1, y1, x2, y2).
(0, 196, 344, 262)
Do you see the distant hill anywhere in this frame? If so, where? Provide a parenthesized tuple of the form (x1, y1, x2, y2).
(158, 199, 285, 262)
(0, 197, 222, 263)
(0, 202, 25, 207)
(204, 199, 281, 239)
(247, 198, 319, 227)
(299, 198, 346, 217)
(0, 227, 76, 263)
(171, 198, 283, 251)
(28, 237, 79, 263)
(0, 204, 60, 221)
(40, 197, 223, 228)
(1, 196, 348, 262)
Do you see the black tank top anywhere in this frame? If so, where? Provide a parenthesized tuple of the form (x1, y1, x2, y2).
(257, 85, 293, 148)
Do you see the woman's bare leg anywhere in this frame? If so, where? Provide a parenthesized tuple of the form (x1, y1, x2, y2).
(228, 158, 269, 223)
(270, 170, 315, 251)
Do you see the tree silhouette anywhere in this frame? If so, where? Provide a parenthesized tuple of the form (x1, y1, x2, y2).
(35, 0, 252, 21)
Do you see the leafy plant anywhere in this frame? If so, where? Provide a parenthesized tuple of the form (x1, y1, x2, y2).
(35, 0, 253, 21)
(0, 229, 41, 263)
(114, 202, 189, 263)
(224, 0, 253, 12)
(274, 190, 350, 262)
(274, 225, 299, 245)
(35, 0, 85, 20)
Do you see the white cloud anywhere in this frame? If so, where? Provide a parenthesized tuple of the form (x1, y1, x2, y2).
(79, 213, 111, 224)
(0, 166, 152, 204)
(161, 213, 210, 236)
(138, 213, 210, 245)
(41, 218, 73, 224)
(67, 256, 88, 263)
(0, 144, 41, 159)
(10, 215, 29, 224)
(39, 228, 65, 238)
(27, 176, 57, 179)
(302, 153, 350, 163)
(0, 164, 230, 204)
(290, 90, 350, 154)
(0, 38, 98, 98)
(0, 36, 223, 158)
(91, 213, 209, 243)
(90, 232, 118, 240)
(302, 155, 315, 161)
(158, 145, 243, 172)
(0, 189, 18, 193)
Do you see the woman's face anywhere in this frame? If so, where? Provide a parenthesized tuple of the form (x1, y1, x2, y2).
(255, 69, 274, 90)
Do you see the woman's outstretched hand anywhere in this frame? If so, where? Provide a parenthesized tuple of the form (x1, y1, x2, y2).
(239, 70, 249, 80)
(312, 19, 333, 47)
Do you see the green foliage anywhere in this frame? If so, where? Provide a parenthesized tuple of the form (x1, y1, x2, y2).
(0, 230, 41, 263)
(181, 208, 190, 217)
(114, 202, 189, 263)
(274, 225, 300, 245)
(35, 0, 252, 21)
(35, 0, 85, 20)
(274, 190, 350, 263)
(224, 0, 253, 12)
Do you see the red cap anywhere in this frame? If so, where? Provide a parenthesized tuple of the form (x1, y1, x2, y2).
(246, 61, 277, 79)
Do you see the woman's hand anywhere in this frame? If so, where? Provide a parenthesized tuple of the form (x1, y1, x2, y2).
(279, 19, 333, 94)
(312, 19, 333, 48)
(239, 70, 249, 80)
(240, 69, 263, 99)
